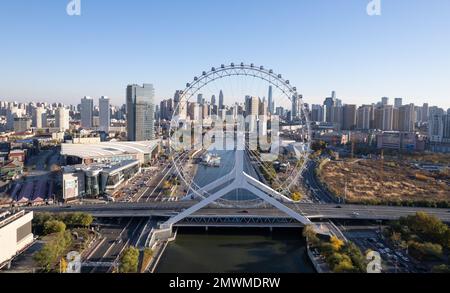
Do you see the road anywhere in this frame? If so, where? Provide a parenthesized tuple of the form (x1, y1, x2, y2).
(82, 217, 155, 273)
(24, 201, 450, 222)
(302, 160, 337, 204)
(135, 151, 190, 203)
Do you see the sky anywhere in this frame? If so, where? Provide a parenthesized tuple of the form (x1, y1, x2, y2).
(0, 0, 449, 109)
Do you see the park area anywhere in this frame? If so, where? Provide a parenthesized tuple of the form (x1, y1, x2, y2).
(318, 158, 450, 206)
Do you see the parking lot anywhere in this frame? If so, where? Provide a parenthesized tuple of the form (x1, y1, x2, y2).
(342, 227, 418, 273)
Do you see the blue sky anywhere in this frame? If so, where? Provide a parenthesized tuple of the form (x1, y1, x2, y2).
(0, 0, 449, 108)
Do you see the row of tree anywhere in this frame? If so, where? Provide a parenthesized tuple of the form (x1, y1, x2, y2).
(387, 212, 450, 261)
(34, 212, 93, 235)
(33, 229, 73, 272)
(303, 226, 367, 273)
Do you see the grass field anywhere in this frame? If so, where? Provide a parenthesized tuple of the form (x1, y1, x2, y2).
(318, 158, 450, 205)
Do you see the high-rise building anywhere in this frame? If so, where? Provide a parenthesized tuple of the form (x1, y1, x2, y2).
(211, 95, 216, 107)
(32, 107, 46, 129)
(197, 94, 204, 105)
(126, 84, 155, 141)
(311, 104, 324, 122)
(398, 103, 416, 132)
(422, 103, 429, 123)
(173, 90, 188, 120)
(245, 96, 260, 117)
(80, 96, 94, 129)
(160, 99, 174, 121)
(381, 97, 389, 106)
(357, 105, 372, 130)
(219, 90, 224, 110)
(375, 105, 394, 131)
(429, 114, 444, 142)
(323, 92, 336, 123)
(290, 94, 303, 121)
(56, 107, 70, 132)
(99, 96, 110, 132)
(13, 117, 31, 133)
(342, 105, 357, 130)
(394, 98, 403, 108)
(268, 86, 274, 114)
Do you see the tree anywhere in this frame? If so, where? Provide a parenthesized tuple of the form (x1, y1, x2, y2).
(408, 241, 443, 260)
(401, 212, 450, 248)
(330, 236, 344, 252)
(34, 231, 72, 272)
(292, 192, 303, 202)
(76, 213, 93, 227)
(44, 220, 66, 235)
(333, 259, 355, 273)
(327, 253, 351, 269)
(342, 242, 367, 273)
(162, 180, 172, 190)
(64, 213, 94, 228)
(390, 232, 402, 247)
(120, 247, 140, 273)
(432, 264, 450, 273)
(303, 225, 320, 246)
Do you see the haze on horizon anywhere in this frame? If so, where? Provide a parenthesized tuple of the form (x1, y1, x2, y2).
(0, 0, 449, 109)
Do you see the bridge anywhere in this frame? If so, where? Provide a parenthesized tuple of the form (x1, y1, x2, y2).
(27, 202, 450, 223)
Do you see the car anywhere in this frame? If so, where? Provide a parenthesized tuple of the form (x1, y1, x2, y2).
(239, 210, 250, 214)
(335, 205, 343, 209)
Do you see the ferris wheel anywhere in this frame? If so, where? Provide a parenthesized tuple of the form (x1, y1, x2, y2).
(168, 63, 312, 208)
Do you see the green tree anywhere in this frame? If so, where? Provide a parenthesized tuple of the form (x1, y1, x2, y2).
(401, 212, 450, 248)
(64, 213, 94, 228)
(408, 241, 443, 260)
(342, 242, 367, 273)
(120, 247, 140, 273)
(333, 259, 355, 273)
(432, 264, 450, 273)
(44, 220, 66, 235)
(33, 231, 73, 272)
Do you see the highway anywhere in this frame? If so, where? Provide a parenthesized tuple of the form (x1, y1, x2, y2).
(135, 151, 191, 203)
(302, 160, 338, 204)
(82, 217, 156, 273)
(25, 201, 450, 222)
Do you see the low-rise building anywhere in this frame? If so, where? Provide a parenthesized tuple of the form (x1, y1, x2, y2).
(61, 140, 160, 165)
(8, 150, 26, 163)
(376, 131, 425, 152)
(62, 160, 140, 200)
(0, 210, 34, 268)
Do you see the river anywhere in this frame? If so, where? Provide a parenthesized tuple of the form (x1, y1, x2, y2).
(155, 227, 315, 273)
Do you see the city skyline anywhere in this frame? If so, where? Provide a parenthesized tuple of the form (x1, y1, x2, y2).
(0, 0, 450, 108)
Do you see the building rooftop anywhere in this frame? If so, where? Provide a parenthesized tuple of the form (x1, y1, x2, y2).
(63, 160, 140, 175)
(0, 210, 29, 229)
(61, 140, 159, 159)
